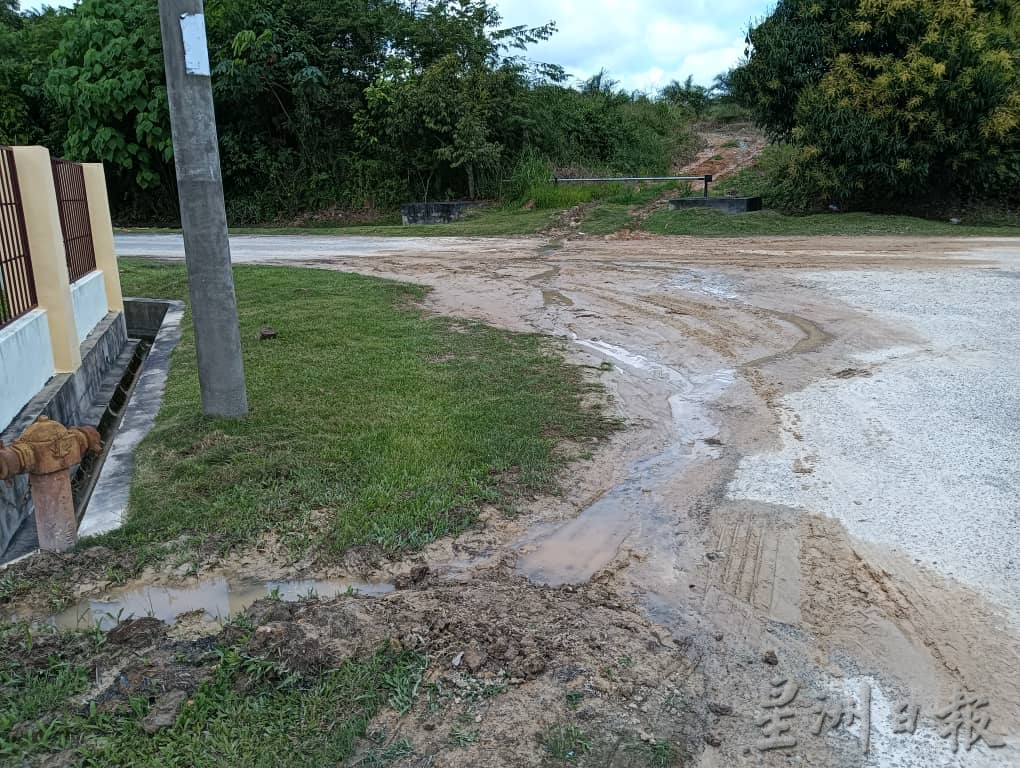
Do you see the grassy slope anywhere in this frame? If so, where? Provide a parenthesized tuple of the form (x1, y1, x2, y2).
(101, 260, 612, 563)
(641, 207, 1020, 237)
(119, 193, 1020, 240)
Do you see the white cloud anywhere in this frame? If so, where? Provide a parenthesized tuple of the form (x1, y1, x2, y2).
(19, 0, 770, 93)
(496, 0, 771, 91)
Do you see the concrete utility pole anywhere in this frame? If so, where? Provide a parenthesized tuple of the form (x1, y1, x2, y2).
(158, 0, 248, 418)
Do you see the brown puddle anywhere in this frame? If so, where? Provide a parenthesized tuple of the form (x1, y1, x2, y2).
(541, 288, 573, 307)
(29, 577, 395, 632)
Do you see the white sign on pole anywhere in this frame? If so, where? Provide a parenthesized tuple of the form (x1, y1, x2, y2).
(180, 13, 211, 76)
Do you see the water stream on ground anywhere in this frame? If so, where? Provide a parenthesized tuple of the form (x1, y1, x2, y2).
(21, 335, 731, 631)
(23, 577, 395, 632)
(515, 336, 733, 586)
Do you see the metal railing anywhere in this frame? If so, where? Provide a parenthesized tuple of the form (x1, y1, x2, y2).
(51, 158, 97, 284)
(553, 174, 715, 197)
(0, 147, 38, 329)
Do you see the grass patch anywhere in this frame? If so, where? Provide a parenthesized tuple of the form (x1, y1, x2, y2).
(99, 260, 614, 564)
(540, 723, 591, 761)
(0, 624, 420, 767)
(699, 105, 752, 125)
(642, 207, 1020, 237)
(576, 204, 636, 236)
(520, 181, 682, 210)
(625, 740, 682, 767)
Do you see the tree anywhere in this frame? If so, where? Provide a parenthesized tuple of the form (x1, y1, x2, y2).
(3, 0, 692, 222)
(206, 0, 410, 217)
(660, 75, 709, 116)
(708, 70, 736, 101)
(356, 1, 554, 201)
(734, 0, 1020, 208)
(45, 0, 173, 214)
(0, 6, 70, 146)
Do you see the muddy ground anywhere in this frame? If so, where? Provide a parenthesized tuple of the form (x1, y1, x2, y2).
(11, 234, 1020, 767)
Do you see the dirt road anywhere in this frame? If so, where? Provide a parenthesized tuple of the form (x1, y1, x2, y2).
(113, 233, 1019, 766)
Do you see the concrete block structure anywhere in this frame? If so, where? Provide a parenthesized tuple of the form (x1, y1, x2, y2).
(401, 201, 479, 225)
(669, 196, 764, 213)
(0, 146, 129, 556)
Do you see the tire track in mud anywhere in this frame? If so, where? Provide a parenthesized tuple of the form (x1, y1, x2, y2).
(547, 254, 1020, 746)
(743, 308, 833, 367)
(798, 515, 1020, 726)
(110, 236, 1020, 763)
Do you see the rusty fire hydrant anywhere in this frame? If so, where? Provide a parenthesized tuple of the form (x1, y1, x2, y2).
(0, 417, 101, 553)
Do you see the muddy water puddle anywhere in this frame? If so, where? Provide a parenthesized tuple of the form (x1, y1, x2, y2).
(541, 288, 573, 307)
(26, 577, 394, 631)
(666, 269, 741, 300)
(515, 449, 680, 585)
(516, 336, 733, 586)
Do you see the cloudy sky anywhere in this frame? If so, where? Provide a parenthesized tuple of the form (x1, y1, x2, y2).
(21, 0, 772, 92)
(497, 0, 771, 91)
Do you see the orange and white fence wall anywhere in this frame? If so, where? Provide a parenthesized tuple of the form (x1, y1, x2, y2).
(0, 146, 123, 432)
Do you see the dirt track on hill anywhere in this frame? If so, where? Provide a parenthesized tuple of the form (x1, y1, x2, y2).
(675, 124, 767, 181)
(22, 233, 1020, 766)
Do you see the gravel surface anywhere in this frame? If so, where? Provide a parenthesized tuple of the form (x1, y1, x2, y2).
(729, 258, 1020, 626)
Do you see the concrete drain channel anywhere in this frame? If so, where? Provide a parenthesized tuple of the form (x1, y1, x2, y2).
(0, 298, 184, 562)
(71, 338, 151, 520)
(77, 298, 184, 539)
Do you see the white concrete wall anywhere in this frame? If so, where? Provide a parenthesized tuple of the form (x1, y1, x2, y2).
(70, 270, 109, 343)
(0, 309, 56, 431)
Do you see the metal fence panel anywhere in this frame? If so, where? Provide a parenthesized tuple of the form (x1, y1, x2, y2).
(51, 158, 97, 284)
(0, 148, 37, 329)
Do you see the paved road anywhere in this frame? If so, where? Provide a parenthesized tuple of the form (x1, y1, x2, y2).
(115, 232, 524, 262)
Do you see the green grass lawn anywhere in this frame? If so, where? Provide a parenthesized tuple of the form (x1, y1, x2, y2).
(100, 259, 613, 565)
(1, 260, 615, 767)
(122, 202, 1020, 240)
(0, 620, 425, 766)
(641, 207, 1020, 237)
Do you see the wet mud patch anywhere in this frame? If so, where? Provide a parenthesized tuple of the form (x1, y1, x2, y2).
(797, 515, 1020, 731)
(335, 575, 717, 767)
(3, 573, 723, 767)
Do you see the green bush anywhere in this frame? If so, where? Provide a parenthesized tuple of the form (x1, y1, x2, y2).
(733, 0, 1020, 210)
(701, 101, 751, 126)
(717, 144, 838, 213)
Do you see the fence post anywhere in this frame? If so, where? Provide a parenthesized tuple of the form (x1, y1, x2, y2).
(82, 163, 124, 313)
(10, 147, 81, 373)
